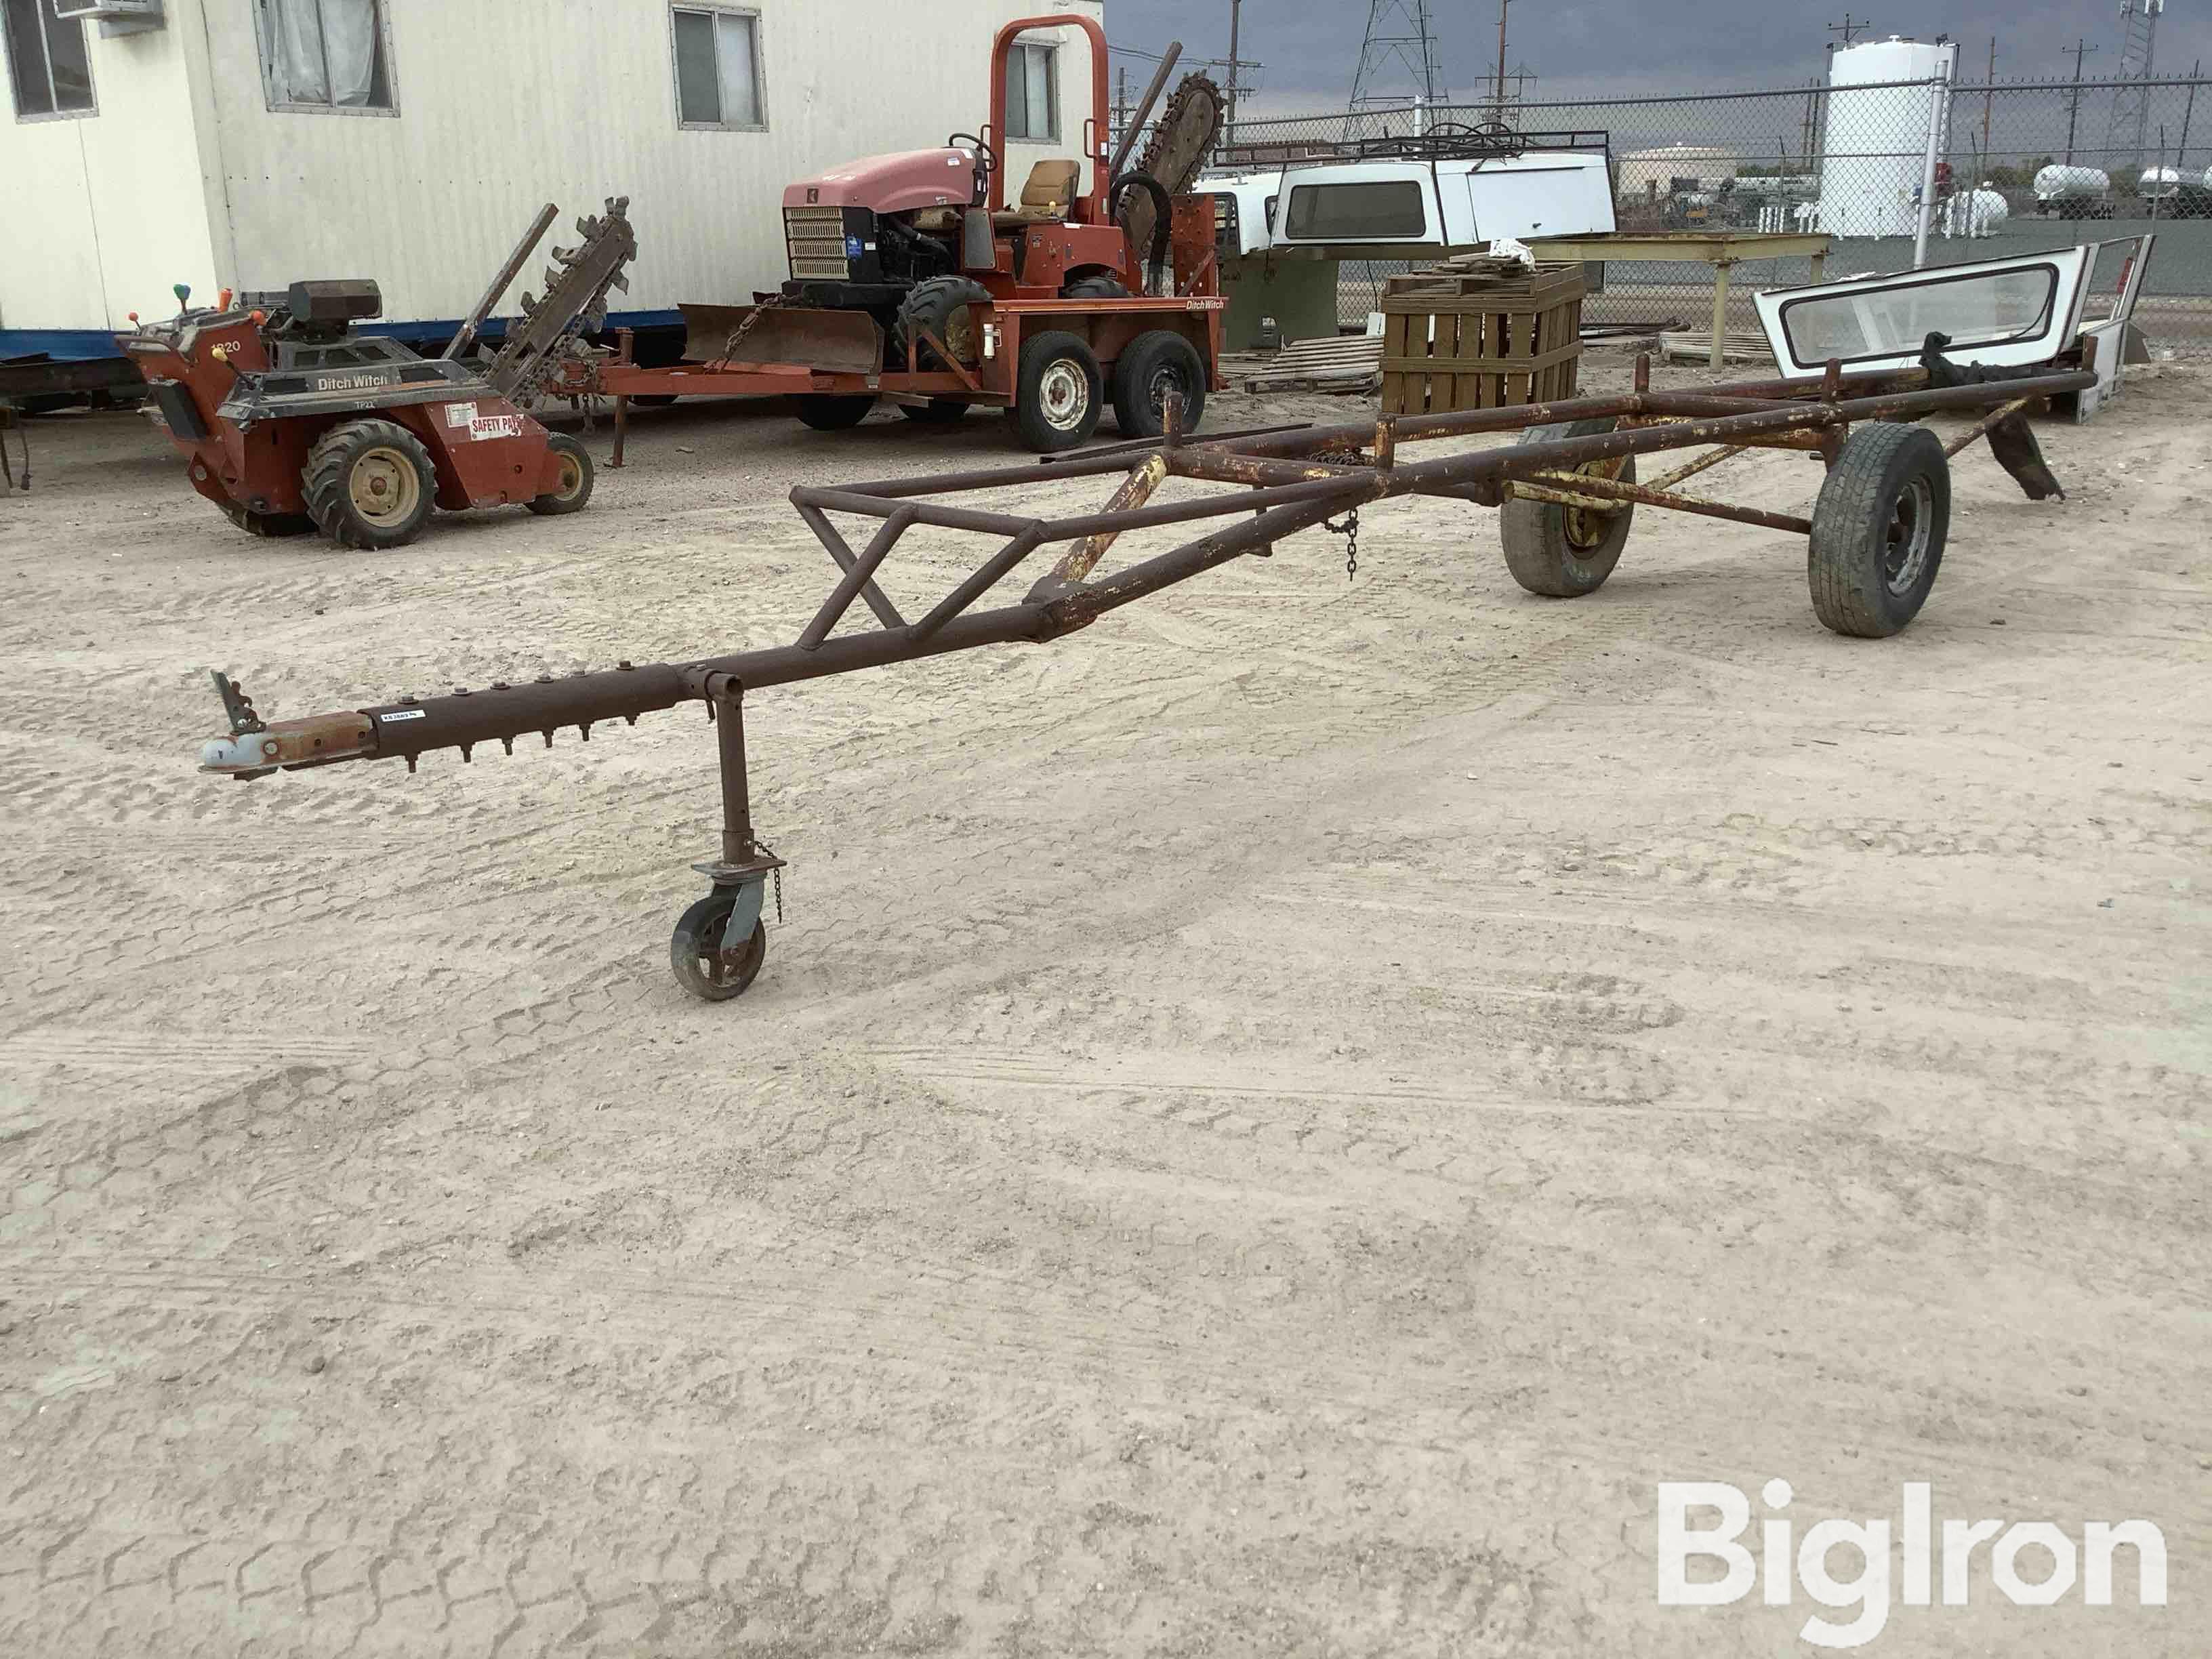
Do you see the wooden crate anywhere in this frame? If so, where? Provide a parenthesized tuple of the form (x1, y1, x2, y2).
(1380, 262, 1585, 415)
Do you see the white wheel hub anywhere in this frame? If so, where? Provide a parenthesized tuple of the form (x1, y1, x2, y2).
(1036, 359, 1090, 431)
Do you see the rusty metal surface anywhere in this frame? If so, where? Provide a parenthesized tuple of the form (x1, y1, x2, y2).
(679, 304, 883, 373)
(198, 357, 2097, 787)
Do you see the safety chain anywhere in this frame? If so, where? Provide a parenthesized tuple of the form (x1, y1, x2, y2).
(1324, 506, 1361, 581)
(756, 840, 784, 924)
(1313, 444, 1372, 582)
(716, 293, 790, 365)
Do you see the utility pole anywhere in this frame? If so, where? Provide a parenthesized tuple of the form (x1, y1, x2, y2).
(2182, 60, 2202, 168)
(1115, 66, 1129, 149)
(1980, 36, 1995, 161)
(1494, 0, 1511, 116)
(1225, 0, 1242, 133)
(1826, 14, 1875, 52)
(2062, 37, 2098, 165)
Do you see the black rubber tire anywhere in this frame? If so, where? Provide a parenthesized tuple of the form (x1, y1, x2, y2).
(1061, 274, 1131, 300)
(1008, 329, 1103, 453)
(301, 418, 437, 550)
(669, 890, 769, 1002)
(1498, 417, 1637, 598)
(525, 432, 594, 516)
(219, 501, 315, 539)
(794, 394, 878, 431)
(628, 394, 680, 409)
(894, 276, 991, 370)
(1110, 330, 1208, 438)
(899, 399, 970, 424)
(1807, 422, 1952, 638)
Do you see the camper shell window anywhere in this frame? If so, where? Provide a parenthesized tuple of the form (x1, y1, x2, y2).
(1284, 181, 1427, 241)
(1775, 266, 2060, 371)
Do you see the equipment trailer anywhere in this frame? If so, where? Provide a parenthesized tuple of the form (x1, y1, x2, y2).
(198, 346, 2094, 1002)
(581, 16, 1230, 455)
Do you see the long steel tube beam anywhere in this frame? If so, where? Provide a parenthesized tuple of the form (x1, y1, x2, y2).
(199, 367, 2095, 788)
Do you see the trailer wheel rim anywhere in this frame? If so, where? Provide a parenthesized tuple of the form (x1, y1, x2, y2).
(552, 452, 585, 500)
(350, 447, 422, 525)
(1037, 359, 1091, 432)
(1883, 475, 1935, 596)
(1564, 456, 1628, 552)
(1145, 361, 1191, 422)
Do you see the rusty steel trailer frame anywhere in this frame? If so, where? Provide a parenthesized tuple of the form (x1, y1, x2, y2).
(199, 354, 2095, 1000)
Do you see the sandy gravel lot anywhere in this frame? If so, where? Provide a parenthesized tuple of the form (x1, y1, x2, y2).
(1, 358, 2207, 1657)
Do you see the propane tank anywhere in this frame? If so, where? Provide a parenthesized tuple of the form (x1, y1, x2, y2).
(2032, 164, 2110, 206)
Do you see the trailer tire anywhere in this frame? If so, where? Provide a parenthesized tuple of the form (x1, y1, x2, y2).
(1807, 422, 1950, 638)
(1498, 417, 1637, 597)
(894, 276, 990, 370)
(1111, 329, 1208, 438)
(302, 418, 436, 550)
(526, 432, 594, 516)
(794, 394, 878, 431)
(1008, 329, 1103, 453)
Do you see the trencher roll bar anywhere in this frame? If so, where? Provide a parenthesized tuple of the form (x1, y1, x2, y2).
(198, 354, 2094, 1001)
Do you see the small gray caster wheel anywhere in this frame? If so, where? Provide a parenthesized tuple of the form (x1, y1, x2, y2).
(670, 888, 768, 1001)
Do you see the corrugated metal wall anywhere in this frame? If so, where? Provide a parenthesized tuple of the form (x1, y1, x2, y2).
(0, 3, 221, 335)
(202, 0, 1105, 323)
(1, 0, 1103, 338)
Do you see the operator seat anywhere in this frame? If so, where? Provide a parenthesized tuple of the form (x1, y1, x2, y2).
(992, 159, 1082, 228)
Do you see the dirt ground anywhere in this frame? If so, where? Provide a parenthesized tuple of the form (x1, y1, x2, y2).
(1, 356, 2206, 1658)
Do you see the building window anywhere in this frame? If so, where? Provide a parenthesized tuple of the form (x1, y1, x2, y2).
(1284, 181, 1428, 241)
(672, 6, 762, 129)
(3, 0, 95, 119)
(1004, 41, 1056, 142)
(255, 0, 394, 111)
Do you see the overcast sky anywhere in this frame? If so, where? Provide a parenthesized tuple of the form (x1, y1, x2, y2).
(1101, 1, 2212, 113)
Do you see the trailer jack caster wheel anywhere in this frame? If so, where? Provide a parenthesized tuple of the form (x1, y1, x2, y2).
(670, 885, 768, 1002)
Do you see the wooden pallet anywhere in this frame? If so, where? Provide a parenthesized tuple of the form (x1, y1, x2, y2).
(1658, 329, 1774, 366)
(1235, 335, 1385, 394)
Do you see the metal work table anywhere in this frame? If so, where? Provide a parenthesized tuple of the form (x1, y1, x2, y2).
(1525, 232, 1835, 371)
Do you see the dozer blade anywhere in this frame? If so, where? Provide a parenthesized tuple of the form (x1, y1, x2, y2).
(679, 304, 882, 375)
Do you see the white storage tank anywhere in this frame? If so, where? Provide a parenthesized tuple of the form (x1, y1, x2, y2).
(1817, 37, 1957, 238)
(2034, 164, 2111, 203)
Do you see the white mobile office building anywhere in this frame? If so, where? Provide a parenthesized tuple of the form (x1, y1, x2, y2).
(0, 0, 1101, 360)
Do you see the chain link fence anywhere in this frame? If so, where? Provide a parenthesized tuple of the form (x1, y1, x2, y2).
(1209, 71, 2212, 350)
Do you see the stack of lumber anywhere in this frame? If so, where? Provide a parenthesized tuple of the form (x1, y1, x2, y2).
(1379, 253, 1548, 298)
(1658, 329, 1774, 366)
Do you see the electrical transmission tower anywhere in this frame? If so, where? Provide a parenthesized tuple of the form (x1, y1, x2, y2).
(2102, 0, 2165, 173)
(1349, 0, 1450, 131)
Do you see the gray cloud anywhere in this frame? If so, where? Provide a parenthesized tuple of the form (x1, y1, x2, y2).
(1103, 1, 2212, 112)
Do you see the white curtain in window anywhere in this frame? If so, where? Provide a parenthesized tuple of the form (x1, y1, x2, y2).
(321, 0, 378, 106)
(265, 0, 377, 106)
(265, 0, 329, 104)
